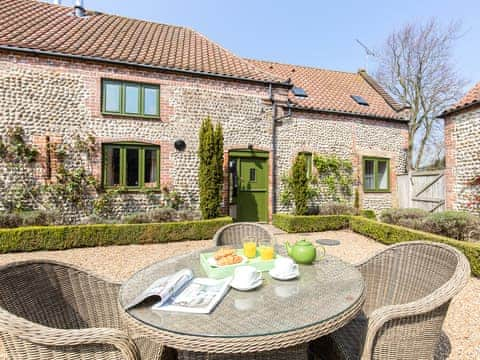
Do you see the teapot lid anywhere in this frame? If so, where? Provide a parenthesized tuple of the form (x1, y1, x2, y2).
(296, 239, 313, 246)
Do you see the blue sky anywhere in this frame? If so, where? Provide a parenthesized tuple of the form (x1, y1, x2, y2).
(73, 0, 479, 88)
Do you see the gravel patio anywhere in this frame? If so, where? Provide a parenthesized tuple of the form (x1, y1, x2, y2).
(0, 230, 478, 359)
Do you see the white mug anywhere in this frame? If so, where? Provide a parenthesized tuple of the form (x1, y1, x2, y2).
(274, 257, 298, 275)
(233, 266, 261, 286)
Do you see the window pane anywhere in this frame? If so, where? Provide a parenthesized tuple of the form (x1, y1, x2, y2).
(377, 161, 388, 190)
(364, 160, 375, 190)
(104, 147, 121, 186)
(126, 148, 139, 187)
(249, 168, 256, 182)
(104, 82, 121, 112)
(144, 87, 159, 115)
(144, 149, 158, 185)
(125, 84, 140, 114)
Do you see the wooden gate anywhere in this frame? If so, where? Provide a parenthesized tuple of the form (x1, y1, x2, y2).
(397, 170, 445, 212)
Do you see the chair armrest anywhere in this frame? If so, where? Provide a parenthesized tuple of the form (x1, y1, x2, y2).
(0, 309, 139, 360)
(360, 262, 470, 359)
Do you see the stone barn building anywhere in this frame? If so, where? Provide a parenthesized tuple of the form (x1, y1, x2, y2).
(0, 0, 409, 222)
(443, 82, 480, 216)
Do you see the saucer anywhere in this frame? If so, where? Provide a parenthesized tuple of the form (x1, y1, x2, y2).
(230, 277, 263, 291)
(269, 268, 299, 281)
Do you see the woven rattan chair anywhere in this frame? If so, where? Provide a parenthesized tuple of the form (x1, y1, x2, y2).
(310, 241, 470, 360)
(0, 260, 172, 360)
(212, 222, 275, 247)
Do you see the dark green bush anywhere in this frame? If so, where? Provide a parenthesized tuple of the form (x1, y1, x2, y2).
(350, 216, 480, 277)
(0, 217, 232, 253)
(379, 208, 429, 225)
(421, 211, 480, 241)
(360, 210, 376, 220)
(291, 154, 310, 215)
(198, 117, 224, 219)
(272, 214, 350, 233)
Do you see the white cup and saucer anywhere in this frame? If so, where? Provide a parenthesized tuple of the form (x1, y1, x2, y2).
(269, 257, 299, 281)
(230, 266, 263, 291)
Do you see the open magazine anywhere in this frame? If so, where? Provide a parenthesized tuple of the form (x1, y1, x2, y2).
(124, 269, 231, 314)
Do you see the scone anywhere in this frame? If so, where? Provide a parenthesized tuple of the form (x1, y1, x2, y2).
(214, 248, 235, 260)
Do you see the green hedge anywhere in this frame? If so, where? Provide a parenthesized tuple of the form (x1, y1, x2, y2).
(272, 214, 350, 233)
(350, 216, 480, 277)
(0, 217, 232, 253)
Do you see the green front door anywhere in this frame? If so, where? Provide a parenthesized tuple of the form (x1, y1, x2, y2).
(230, 151, 268, 222)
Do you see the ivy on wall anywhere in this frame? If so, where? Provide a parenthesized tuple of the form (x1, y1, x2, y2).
(0, 127, 40, 211)
(313, 154, 353, 202)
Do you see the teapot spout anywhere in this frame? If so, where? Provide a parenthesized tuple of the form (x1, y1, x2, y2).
(285, 241, 292, 256)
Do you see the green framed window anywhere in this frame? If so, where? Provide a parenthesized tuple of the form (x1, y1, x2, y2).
(103, 143, 160, 189)
(363, 157, 390, 192)
(299, 152, 313, 177)
(102, 80, 160, 118)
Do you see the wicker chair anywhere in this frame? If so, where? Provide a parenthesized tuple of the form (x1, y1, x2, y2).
(310, 241, 470, 360)
(213, 222, 275, 247)
(0, 260, 172, 360)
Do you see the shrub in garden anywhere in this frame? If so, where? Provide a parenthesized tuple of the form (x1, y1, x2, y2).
(198, 117, 224, 219)
(148, 207, 176, 222)
(379, 208, 428, 226)
(360, 209, 376, 220)
(317, 202, 358, 216)
(0, 213, 23, 228)
(421, 211, 480, 241)
(20, 210, 59, 227)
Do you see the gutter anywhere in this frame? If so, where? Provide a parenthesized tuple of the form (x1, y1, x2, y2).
(0, 45, 292, 88)
(438, 100, 480, 118)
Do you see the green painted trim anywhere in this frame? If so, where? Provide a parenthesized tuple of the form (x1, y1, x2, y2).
(101, 79, 160, 119)
(229, 149, 269, 158)
(102, 143, 160, 190)
(363, 156, 391, 193)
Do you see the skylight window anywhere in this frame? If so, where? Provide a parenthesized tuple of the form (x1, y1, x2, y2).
(351, 95, 369, 106)
(292, 87, 308, 98)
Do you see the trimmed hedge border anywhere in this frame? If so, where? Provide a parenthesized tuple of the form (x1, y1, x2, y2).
(350, 216, 480, 277)
(272, 214, 350, 233)
(273, 213, 480, 277)
(0, 217, 232, 253)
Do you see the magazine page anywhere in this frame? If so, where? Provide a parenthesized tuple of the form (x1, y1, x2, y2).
(124, 268, 193, 310)
(153, 276, 232, 314)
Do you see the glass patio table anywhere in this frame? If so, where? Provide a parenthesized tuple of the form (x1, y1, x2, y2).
(119, 248, 365, 359)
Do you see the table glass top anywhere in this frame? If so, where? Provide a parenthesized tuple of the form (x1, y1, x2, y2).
(119, 248, 364, 338)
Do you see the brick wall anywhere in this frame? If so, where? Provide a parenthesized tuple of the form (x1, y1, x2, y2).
(276, 111, 408, 213)
(0, 49, 408, 221)
(444, 106, 480, 215)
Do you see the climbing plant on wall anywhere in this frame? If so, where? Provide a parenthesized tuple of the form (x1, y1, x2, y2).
(313, 154, 353, 202)
(0, 127, 40, 211)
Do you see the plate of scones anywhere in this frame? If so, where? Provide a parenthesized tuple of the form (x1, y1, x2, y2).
(208, 248, 247, 267)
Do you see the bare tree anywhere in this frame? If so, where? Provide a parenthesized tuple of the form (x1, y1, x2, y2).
(375, 19, 466, 170)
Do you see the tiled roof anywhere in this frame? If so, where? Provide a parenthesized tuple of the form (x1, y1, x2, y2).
(246, 59, 407, 121)
(0, 0, 285, 84)
(442, 82, 480, 116)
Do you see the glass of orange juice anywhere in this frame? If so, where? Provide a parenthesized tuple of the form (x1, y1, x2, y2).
(259, 245, 275, 260)
(243, 237, 257, 258)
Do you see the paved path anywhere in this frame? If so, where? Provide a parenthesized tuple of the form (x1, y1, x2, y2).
(0, 229, 478, 359)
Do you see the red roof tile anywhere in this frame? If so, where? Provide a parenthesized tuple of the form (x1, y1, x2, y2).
(246, 59, 407, 121)
(443, 82, 480, 116)
(0, 0, 285, 84)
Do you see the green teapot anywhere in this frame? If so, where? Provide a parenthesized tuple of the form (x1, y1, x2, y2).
(285, 239, 325, 265)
